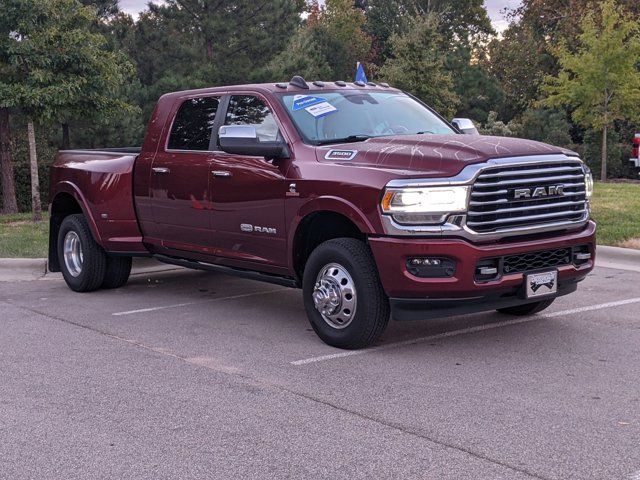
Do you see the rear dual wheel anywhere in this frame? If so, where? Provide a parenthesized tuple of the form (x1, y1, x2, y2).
(58, 214, 131, 292)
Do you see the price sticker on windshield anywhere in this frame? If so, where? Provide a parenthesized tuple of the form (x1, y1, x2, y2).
(305, 102, 337, 118)
(292, 95, 325, 111)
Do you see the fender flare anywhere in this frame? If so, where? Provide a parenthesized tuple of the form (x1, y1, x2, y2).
(51, 181, 104, 247)
(287, 196, 376, 270)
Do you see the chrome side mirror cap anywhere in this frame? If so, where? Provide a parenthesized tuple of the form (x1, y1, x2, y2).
(451, 118, 479, 135)
(219, 125, 288, 159)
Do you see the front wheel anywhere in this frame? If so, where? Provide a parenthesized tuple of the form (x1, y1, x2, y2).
(302, 238, 390, 349)
(58, 214, 106, 292)
(497, 298, 555, 316)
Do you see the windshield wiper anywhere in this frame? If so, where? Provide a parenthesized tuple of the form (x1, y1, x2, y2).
(315, 135, 372, 146)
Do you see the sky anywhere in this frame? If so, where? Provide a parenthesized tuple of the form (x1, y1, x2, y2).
(119, 0, 521, 33)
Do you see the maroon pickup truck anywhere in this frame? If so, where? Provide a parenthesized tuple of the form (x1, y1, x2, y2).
(48, 77, 596, 349)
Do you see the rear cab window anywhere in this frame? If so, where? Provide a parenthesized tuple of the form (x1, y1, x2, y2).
(167, 96, 220, 151)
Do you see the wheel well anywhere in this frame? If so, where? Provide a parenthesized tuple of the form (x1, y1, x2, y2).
(293, 211, 365, 279)
(48, 193, 83, 272)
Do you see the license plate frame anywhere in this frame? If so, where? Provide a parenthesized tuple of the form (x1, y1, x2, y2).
(525, 270, 558, 299)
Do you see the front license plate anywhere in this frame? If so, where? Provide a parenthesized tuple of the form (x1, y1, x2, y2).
(525, 270, 558, 298)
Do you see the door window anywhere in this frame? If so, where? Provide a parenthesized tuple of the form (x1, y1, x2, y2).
(224, 95, 279, 142)
(167, 96, 220, 151)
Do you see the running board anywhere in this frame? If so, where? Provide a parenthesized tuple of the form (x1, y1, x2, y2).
(154, 254, 299, 288)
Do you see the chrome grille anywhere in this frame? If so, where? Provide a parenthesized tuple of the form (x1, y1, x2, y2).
(467, 161, 587, 234)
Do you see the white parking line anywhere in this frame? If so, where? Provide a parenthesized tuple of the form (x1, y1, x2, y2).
(627, 470, 640, 480)
(291, 297, 640, 366)
(112, 289, 286, 316)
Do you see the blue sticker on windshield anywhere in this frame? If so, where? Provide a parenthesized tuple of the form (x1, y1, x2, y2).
(292, 95, 325, 111)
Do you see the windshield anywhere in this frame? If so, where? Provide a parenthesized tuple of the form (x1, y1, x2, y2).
(278, 90, 456, 145)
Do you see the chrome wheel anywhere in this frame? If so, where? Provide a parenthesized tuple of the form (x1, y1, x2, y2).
(63, 231, 83, 277)
(312, 262, 357, 329)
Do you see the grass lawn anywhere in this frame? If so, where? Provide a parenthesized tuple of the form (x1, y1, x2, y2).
(0, 213, 49, 258)
(0, 182, 639, 258)
(590, 182, 640, 248)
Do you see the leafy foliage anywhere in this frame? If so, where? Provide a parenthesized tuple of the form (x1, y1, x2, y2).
(266, 0, 371, 81)
(541, 0, 640, 178)
(0, 0, 136, 122)
(379, 14, 458, 118)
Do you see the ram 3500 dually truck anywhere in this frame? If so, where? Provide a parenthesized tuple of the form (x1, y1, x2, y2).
(49, 76, 596, 349)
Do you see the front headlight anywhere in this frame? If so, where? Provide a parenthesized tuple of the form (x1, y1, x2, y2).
(584, 168, 594, 199)
(381, 186, 469, 225)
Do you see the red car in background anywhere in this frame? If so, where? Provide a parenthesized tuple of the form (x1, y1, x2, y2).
(631, 133, 640, 169)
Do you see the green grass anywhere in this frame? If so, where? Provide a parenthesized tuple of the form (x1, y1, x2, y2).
(590, 182, 640, 248)
(0, 213, 49, 258)
(0, 182, 638, 258)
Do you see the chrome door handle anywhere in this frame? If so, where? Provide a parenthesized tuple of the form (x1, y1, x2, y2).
(152, 167, 170, 174)
(212, 170, 232, 178)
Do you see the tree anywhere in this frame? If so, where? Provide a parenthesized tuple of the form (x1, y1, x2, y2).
(541, 0, 640, 180)
(0, 0, 136, 219)
(379, 14, 458, 118)
(364, 0, 493, 62)
(126, 0, 303, 122)
(486, 24, 554, 120)
(266, 0, 371, 82)
(0, 108, 18, 213)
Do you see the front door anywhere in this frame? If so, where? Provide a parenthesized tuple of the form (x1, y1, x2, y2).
(150, 96, 220, 252)
(210, 94, 288, 267)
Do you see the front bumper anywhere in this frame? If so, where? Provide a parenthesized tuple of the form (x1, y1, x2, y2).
(369, 221, 596, 320)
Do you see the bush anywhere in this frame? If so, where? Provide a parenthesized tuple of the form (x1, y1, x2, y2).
(515, 108, 574, 149)
(480, 111, 515, 136)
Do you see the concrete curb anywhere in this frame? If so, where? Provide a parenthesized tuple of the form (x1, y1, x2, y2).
(596, 245, 640, 273)
(1, 245, 638, 281)
(0, 257, 182, 282)
(0, 258, 47, 281)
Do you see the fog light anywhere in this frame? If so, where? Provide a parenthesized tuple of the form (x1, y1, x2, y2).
(409, 257, 442, 266)
(475, 258, 500, 282)
(406, 257, 455, 278)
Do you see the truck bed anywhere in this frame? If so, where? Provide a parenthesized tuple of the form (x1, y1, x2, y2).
(49, 148, 146, 256)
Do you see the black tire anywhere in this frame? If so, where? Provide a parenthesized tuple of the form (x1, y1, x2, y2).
(497, 298, 555, 316)
(58, 214, 106, 292)
(101, 256, 132, 289)
(302, 238, 390, 349)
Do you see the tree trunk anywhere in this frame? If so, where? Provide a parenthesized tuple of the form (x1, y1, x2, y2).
(0, 107, 18, 214)
(205, 38, 214, 61)
(601, 123, 607, 182)
(27, 120, 42, 222)
(62, 122, 70, 150)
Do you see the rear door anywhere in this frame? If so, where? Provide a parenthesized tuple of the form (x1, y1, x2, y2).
(209, 94, 288, 267)
(150, 95, 221, 252)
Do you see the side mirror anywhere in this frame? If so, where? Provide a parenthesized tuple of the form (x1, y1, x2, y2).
(218, 125, 288, 159)
(451, 118, 479, 135)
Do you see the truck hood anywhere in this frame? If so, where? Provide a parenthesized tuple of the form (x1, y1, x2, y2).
(315, 134, 577, 177)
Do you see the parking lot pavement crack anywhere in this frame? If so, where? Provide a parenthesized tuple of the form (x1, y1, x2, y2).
(274, 386, 553, 480)
(7, 300, 553, 480)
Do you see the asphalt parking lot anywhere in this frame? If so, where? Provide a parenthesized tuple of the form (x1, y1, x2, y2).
(1, 262, 639, 480)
